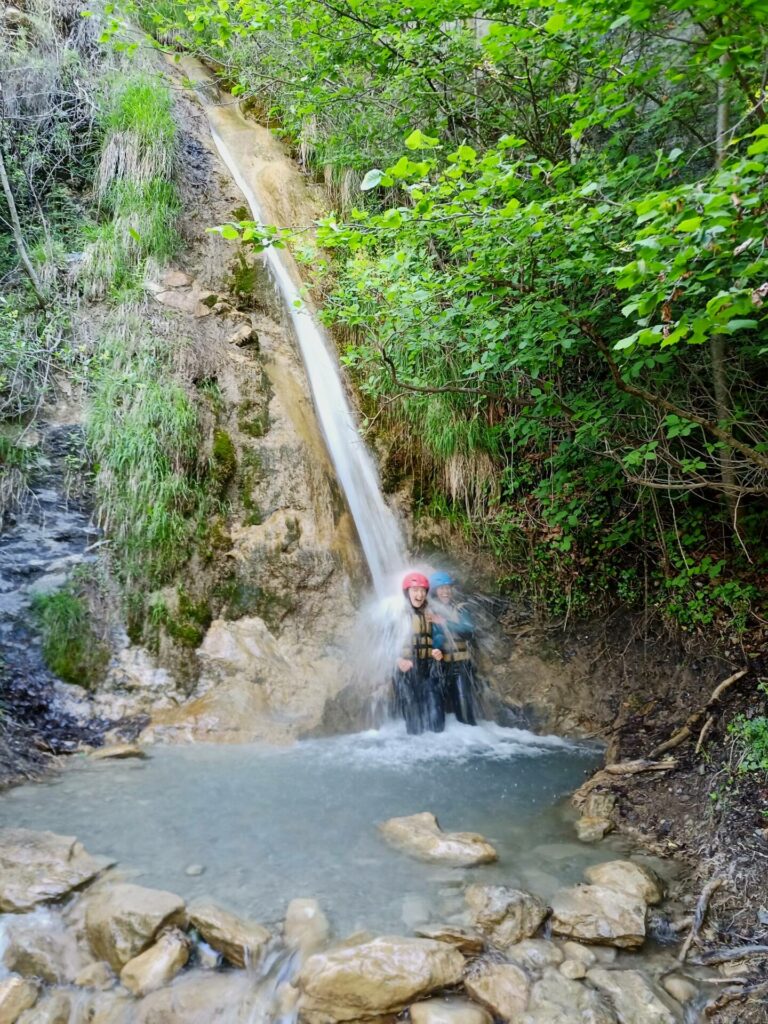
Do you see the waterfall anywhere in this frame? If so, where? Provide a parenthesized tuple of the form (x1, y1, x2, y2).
(186, 63, 406, 595)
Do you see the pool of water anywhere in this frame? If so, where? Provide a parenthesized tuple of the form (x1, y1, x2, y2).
(0, 720, 611, 933)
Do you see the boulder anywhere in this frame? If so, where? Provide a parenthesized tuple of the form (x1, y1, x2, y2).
(84, 883, 186, 970)
(465, 886, 547, 948)
(575, 818, 612, 843)
(559, 959, 586, 980)
(79, 991, 134, 1024)
(90, 743, 148, 761)
(410, 997, 492, 1024)
(0, 976, 38, 1023)
(188, 901, 270, 968)
(2, 914, 84, 983)
(505, 939, 563, 972)
(284, 899, 330, 956)
(560, 941, 596, 967)
(414, 925, 484, 956)
(133, 970, 269, 1023)
(73, 961, 115, 990)
(549, 885, 646, 949)
(379, 814, 497, 867)
(0, 829, 113, 913)
(16, 991, 71, 1024)
(586, 969, 678, 1024)
(583, 861, 664, 905)
(296, 936, 465, 1023)
(525, 967, 617, 1024)
(120, 928, 190, 996)
(464, 961, 530, 1020)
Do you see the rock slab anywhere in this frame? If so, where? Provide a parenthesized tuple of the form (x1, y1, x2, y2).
(549, 884, 647, 949)
(379, 813, 498, 867)
(586, 968, 677, 1024)
(464, 961, 530, 1020)
(0, 829, 113, 913)
(410, 997, 492, 1024)
(120, 929, 190, 996)
(0, 976, 38, 1024)
(465, 885, 547, 948)
(188, 901, 270, 968)
(84, 883, 186, 971)
(527, 967, 617, 1024)
(583, 861, 664, 905)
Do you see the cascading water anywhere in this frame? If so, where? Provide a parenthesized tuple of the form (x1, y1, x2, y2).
(182, 60, 406, 597)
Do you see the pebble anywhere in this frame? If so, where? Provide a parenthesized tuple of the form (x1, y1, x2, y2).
(185, 864, 205, 877)
(559, 959, 587, 980)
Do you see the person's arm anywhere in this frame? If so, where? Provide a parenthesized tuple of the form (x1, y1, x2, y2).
(449, 603, 475, 640)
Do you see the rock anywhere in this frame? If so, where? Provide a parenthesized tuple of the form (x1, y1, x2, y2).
(586, 968, 677, 1024)
(559, 959, 586, 980)
(0, 976, 38, 1023)
(16, 990, 71, 1024)
(84, 882, 187, 970)
(79, 990, 134, 1024)
(296, 935, 465, 1023)
(583, 861, 664, 905)
(161, 270, 193, 288)
(464, 961, 530, 1020)
(575, 818, 612, 843)
(196, 942, 220, 970)
(134, 970, 256, 1023)
(549, 885, 647, 948)
(379, 813, 497, 867)
(465, 886, 547, 948)
(526, 967, 617, 1024)
(0, 829, 113, 913)
(414, 925, 484, 956)
(227, 323, 258, 347)
(90, 743, 148, 761)
(505, 939, 563, 972)
(3, 913, 84, 983)
(582, 794, 616, 820)
(285, 899, 330, 957)
(560, 941, 596, 966)
(153, 289, 212, 318)
(120, 928, 189, 996)
(410, 997, 492, 1024)
(73, 961, 115, 990)
(185, 864, 205, 877)
(188, 900, 270, 968)
(661, 975, 698, 1005)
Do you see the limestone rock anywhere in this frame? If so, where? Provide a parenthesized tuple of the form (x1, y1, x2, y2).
(79, 990, 134, 1024)
(575, 818, 612, 843)
(285, 899, 330, 956)
(0, 976, 38, 1023)
(661, 975, 698, 1005)
(582, 794, 616, 820)
(410, 997, 492, 1024)
(559, 959, 586, 980)
(464, 961, 530, 1020)
(120, 928, 189, 996)
(16, 991, 71, 1024)
(134, 971, 257, 1024)
(586, 968, 678, 1024)
(296, 935, 465, 1023)
(153, 289, 212, 318)
(465, 886, 547, 948)
(0, 829, 113, 913)
(560, 941, 597, 966)
(84, 883, 186, 970)
(227, 323, 258, 347)
(188, 900, 270, 968)
(161, 270, 193, 289)
(73, 961, 115, 990)
(379, 813, 498, 867)
(525, 967, 617, 1024)
(90, 743, 148, 761)
(583, 861, 664, 905)
(3, 914, 84, 983)
(549, 885, 646, 948)
(414, 925, 485, 956)
(505, 939, 563, 972)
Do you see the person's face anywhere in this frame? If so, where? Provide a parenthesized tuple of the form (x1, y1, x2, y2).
(408, 586, 427, 608)
(435, 584, 453, 604)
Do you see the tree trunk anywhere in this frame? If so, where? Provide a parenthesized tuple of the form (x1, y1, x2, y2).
(0, 147, 46, 304)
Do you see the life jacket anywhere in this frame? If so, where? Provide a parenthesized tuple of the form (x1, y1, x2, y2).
(402, 607, 433, 662)
(440, 602, 471, 664)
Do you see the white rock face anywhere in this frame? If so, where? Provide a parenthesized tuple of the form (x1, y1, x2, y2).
(0, 829, 113, 913)
(379, 813, 498, 867)
(465, 885, 547, 948)
(296, 935, 465, 1023)
(549, 884, 647, 949)
(410, 997, 493, 1024)
(464, 961, 530, 1020)
(586, 968, 679, 1024)
(188, 901, 270, 969)
(84, 883, 186, 970)
(582, 861, 664, 905)
(119, 929, 190, 996)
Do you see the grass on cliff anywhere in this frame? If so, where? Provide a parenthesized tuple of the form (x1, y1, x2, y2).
(32, 586, 110, 689)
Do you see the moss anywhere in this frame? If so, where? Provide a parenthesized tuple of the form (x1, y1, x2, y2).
(214, 573, 294, 629)
(198, 514, 232, 563)
(212, 429, 237, 486)
(32, 588, 110, 688)
(160, 587, 212, 648)
(237, 400, 270, 438)
(229, 252, 260, 299)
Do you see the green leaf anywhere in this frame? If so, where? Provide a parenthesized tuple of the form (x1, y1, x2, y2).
(544, 12, 567, 33)
(404, 129, 439, 150)
(219, 225, 240, 239)
(360, 168, 384, 191)
(723, 319, 758, 333)
(677, 217, 703, 232)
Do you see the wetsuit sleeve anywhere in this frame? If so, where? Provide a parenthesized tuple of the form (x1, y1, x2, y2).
(431, 620, 446, 652)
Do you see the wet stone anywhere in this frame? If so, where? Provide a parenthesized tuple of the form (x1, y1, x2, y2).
(465, 885, 547, 949)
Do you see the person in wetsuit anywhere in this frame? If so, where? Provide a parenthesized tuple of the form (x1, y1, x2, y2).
(430, 571, 479, 726)
(393, 572, 445, 734)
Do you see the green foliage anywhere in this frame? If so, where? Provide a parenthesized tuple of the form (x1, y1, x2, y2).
(31, 587, 109, 688)
(728, 684, 768, 775)
(211, 429, 237, 486)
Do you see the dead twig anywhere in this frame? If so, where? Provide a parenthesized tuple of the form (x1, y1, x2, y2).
(693, 944, 768, 966)
(694, 714, 716, 755)
(648, 669, 747, 759)
(705, 981, 768, 1017)
(678, 877, 723, 963)
(572, 758, 677, 808)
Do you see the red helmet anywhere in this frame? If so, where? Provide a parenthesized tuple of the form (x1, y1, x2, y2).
(402, 571, 430, 592)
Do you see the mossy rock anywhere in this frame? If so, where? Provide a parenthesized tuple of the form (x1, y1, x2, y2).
(213, 574, 294, 630)
(32, 588, 110, 688)
(237, 400, 270, 439)
(211, 429, 237, 486)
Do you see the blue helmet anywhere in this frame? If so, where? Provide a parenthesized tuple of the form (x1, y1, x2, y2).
(430, 571, 455, 589)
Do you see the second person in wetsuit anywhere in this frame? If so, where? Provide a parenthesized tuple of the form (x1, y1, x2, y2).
(393, 572, 445, 734)
(430, 571, 479, 726)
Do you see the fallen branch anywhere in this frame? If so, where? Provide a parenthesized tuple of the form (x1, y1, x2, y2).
(693, 944, 768, 966)
(572, 758, 677, 808)
(648, 669, 747, 759)
(678, 877, 723, 963)
(705, 981, 768, 1017)
(694, 715, 716, 755)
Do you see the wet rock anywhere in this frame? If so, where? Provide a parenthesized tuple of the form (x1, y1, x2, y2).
(120, 928, 189, 996)
(559, 959, 586, 980)
(0, 976, 38, 1023)
(410, 997, 492, 1024)
(188, 900, 270, 968)
(73, 961, 115, 990)
(0, 829, 113, 913)
(463, 960, 530, 1019)
(3, 913, 84, 983)
(505, 939, 563, 972)
(586, 968, 677, 1024)
(227, 323, 258, 347)
(134, 970, 256, 1023)
(80, 990, 134, 1024)
(296, 935, 465, 1023)
(379, 813, 498, 867)
(661, 974, 698, 1005)
(549, 885, 646, 949)
(185, 864, 205, 877)
(465, 885, 547, 948)
(414, 924, 485, 956)
(90, 743, 148, 761)
(526, 967, 617, 1024)
(84, 882, 187, 970)
(16, 990, 71, 1024)
(582, 794, 616, 820)
(575, 818, 612, 843)
(560, 941, 596, 966)
(285, 898, 330, 956)
(583, 861, 664, 905)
